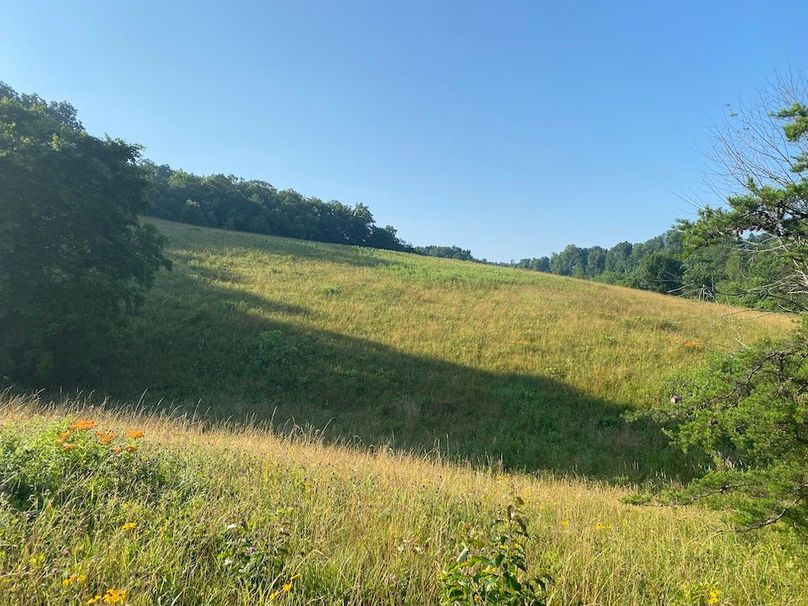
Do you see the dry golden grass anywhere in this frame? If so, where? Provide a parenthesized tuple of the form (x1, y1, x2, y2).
(0, 392, 805, 605)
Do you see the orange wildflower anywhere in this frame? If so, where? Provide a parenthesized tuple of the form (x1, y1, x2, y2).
(70, 420, 97, 431)
(58, 431, 71, 442)
(124, 430, 145, 440)
(96, 431, 117, 444)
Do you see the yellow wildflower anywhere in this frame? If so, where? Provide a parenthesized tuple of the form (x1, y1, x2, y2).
(62, 573, 86, 587)
(86, 595, 102, 605)
(560, 519, 570, 528)
(70, 420, 97, 431)
(707, 588, 721, 605)
(282, 574, 300, 592)
(102, 588, 127, 604)
(121, 522, 137, 532)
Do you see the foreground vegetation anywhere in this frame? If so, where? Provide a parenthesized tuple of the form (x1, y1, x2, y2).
(99, 218, 793, 480)
(1, 392, 806, 606)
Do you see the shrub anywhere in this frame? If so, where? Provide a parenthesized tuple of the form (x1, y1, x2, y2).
(0, 418, 168, 512)
(635, 319, 808, 536)
(441, 498, 553, 606)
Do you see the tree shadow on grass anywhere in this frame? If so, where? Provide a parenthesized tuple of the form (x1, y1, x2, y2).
(109, 269, 691, 484)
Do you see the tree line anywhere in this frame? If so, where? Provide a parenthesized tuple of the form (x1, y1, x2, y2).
(142, 162, 490, 262)
(510, 226, 802, 312)
(143, 163, 414, 252)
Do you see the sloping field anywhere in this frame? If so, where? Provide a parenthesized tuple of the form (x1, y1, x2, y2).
(2, 221, 804, 606)
(0, 393, 805, 606)
(101, 219, 794, 480)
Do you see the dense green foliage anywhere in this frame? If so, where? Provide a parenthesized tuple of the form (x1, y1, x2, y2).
(141, 162, 517, 265)
(442, 499, 553, 606)
(414, 244, 476, 261)
(513, 228, 802, 309)
(512, 230, 684, 289)
(0, 83, 169, 383)
(143, 162, 414, 252)
(624, 252, 685, 294)
(639, 91, 808, 536)
(140, 162, 502, 262)
(642, 323, 808, 534)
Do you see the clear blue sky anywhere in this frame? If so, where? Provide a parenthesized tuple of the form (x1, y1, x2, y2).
(1, 1, 804, 261)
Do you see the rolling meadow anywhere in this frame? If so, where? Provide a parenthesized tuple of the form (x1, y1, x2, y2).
(116, 219, 792, 480)
(5, 7, 808, 602)
(1, 219, 804, 605)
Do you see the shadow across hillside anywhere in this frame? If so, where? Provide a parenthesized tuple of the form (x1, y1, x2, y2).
(110, 268, 691, 483)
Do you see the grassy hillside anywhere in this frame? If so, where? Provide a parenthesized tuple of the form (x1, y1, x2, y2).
(99, 219, 793, 480)
(3, 221, 804, 605)
(1, 393, 806, 606)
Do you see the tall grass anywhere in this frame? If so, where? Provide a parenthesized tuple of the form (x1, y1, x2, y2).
(4, 220, 801, 604)
(102, 219, 794, 479)
(0, 392, 805, 606)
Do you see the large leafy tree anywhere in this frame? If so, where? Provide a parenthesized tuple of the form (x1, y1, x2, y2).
(0, 83, 170, 383)
(624, 252, 684, 294)
(643, 79, 808, 535)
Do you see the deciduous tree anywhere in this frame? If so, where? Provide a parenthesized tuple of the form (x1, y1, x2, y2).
(0, 83, 170, 383)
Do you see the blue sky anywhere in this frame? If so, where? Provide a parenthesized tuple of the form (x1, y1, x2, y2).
(1, 1, 805, 261)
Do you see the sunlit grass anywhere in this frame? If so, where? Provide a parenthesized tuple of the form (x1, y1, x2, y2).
(109, 219, 794, 478)
(0, 393, 805, 606)
(5, 220, 800, 605)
